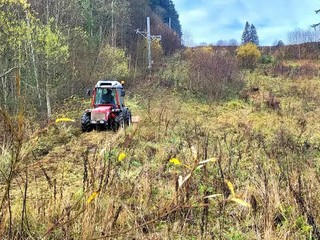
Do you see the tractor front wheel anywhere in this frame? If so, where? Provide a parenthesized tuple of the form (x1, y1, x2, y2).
(111, 117, 119, 132)
(113, 115, 125, 131)
(81, 113, 93, 132)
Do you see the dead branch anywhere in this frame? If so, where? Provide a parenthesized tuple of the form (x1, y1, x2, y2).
(0, 66, 19, 79)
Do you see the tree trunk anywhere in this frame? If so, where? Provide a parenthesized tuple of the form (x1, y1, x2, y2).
(46, 77, 51, 120)
(1, 76, 7, 109)
(45, 0, 51, 120)
(28, 33, 42, 106)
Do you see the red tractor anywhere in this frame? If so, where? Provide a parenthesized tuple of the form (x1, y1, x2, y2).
(81, 80, 132, 132)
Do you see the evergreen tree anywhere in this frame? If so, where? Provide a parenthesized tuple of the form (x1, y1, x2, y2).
(249, 24, 259, 45)
(241, 22, 259, 45)
(150, 0, 160, 9)
(166, 0, 182, 36)
(241, 21, 250, 44)
(276, 40, 284, 47)
(150, 0, 182, 36)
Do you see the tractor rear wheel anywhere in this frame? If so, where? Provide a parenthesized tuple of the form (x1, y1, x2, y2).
(81, 113, 93, 132)
(118, 116, 125, 129)
(120, 118, 125, 129)
(126, 111, 132, 127)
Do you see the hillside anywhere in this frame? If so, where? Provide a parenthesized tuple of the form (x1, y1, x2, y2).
(2, 63, 320, 239)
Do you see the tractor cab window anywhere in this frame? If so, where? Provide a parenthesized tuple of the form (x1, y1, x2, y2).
(119, 91, 125, 107)
(95, 88, 116, 105)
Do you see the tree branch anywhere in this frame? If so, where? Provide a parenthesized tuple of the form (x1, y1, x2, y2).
(0, 66, 19, 79)
(312, 9, 320, 29)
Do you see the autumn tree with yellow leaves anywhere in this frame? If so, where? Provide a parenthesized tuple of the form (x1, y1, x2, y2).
(236, 42, 261, 69)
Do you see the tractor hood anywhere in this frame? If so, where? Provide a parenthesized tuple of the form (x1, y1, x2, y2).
(91, 106, 113, 123)
(92, 106, 113, 113)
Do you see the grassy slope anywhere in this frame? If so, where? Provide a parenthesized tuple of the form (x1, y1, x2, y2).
(2, 69, 320, 239)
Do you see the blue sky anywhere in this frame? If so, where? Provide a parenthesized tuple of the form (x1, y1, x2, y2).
(174, 0, 320, 46)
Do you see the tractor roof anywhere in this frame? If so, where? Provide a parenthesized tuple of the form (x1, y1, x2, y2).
(95, 80, 123, 89)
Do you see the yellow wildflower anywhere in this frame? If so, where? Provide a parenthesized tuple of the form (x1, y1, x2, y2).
(118, 152, 126, 161)
(87, 191, 99, 204)
(169, 158, 182, 165)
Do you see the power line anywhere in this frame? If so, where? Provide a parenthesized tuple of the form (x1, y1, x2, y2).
(136, 17, 161, 69)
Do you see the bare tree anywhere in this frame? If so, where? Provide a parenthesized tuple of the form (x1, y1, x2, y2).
(216, 40, 228, 46)
(287, 29, 303, 60)
(228, 39, 238, 46)
(182, 30, 195, 47)
(199, 42, 208, 47)
(288, 28, 320, 44)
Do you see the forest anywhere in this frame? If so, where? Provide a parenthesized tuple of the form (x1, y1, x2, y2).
(0, 0, 182, 119)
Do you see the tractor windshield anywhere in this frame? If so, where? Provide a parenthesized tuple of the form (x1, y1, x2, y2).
(95, 88, 116, 105)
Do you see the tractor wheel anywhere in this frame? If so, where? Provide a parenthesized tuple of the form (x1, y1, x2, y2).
(120, 118, 125, 129)
(111, 117, 119, 132)
(114, 115, 125, 131)
(126, 112, 132, 127)
(81, 113, 93, 132)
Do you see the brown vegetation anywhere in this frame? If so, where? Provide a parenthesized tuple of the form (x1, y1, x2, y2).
(2, 68, 320, 238)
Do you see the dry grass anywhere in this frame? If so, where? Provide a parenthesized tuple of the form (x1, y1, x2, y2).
(1, 70, 320, 239)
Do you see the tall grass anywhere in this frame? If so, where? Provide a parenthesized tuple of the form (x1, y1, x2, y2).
(1, 70, 320, 239)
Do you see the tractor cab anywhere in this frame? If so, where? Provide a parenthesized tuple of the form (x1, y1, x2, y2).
(81, 80, 131, 132)
(92, 80, 125, 108)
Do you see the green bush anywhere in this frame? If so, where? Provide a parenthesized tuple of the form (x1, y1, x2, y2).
(260, 54, 273, 64)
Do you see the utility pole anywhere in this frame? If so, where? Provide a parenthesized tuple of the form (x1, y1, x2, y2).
(111, 0, 114, 47)
(136, 17, 161, 70)
(147, 17, 152, 69)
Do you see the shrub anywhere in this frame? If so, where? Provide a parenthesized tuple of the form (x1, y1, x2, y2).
(260, 54, 273, 64)
(158, 49, 244, 100)
(187, 48, 244, 100)
(271, 62, 319, 79)
(236, 43, 261, 69)
(94, 44, 129, 80)
(158, 58, 189, 88)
